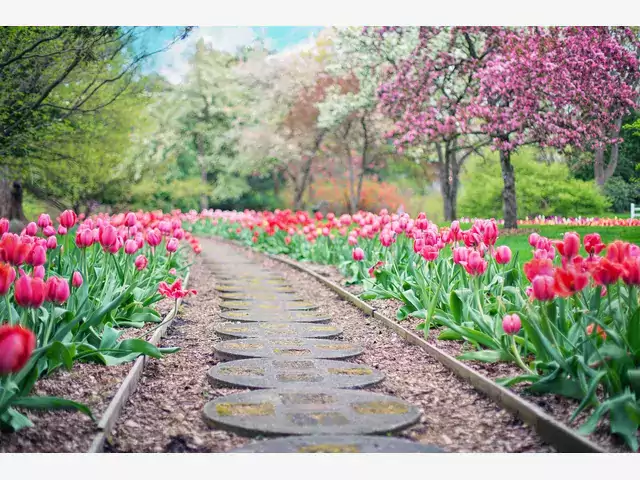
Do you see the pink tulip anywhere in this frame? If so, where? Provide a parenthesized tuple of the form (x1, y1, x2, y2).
(352, 248, 365, 261)
(494, 245, 512, 264)
(57, 225, 68, 236)
(43, 225, 56, 237)
(25, 222, 38, 236)
(99, 225, 117, 248)
(59, 210, 77, 229)
(0, 218, 9, 235)
(502, 314, 522, 335)
(124, 239, 138, 255)
(166, 238, 179, 253)
(72, 271, 83, 288)
(124, 212, 137, 227)
(135, 255, 148, 271)
(46, 236, 57, 250)
(45, 276, 70, 304)
(30, 245, 46, 267)
(37, 213, 52, 229)
(33, 265, 45, 279)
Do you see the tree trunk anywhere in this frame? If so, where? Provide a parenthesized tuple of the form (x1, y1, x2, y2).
(594, 116, 624, 187)
(196, 133, 208, 211)
(293, 157, 313, 211)
(499, 149, 518, 229)
(0, 173, 27, 223)
(436, 143, 459, 222)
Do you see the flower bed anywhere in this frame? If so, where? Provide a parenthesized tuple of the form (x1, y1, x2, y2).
(189, 208, 640, 451)
(0, 209, 199, 444)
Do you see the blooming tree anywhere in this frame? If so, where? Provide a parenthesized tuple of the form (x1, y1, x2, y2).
(471, 27, 639, 227)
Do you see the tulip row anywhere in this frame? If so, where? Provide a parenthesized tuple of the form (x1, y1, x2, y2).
(462, 215, 640, 227)
(0, 209, 199, 432)
(189, 208, 640, 451)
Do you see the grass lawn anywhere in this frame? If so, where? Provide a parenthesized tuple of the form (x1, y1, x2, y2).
(496, 225, 640, 264)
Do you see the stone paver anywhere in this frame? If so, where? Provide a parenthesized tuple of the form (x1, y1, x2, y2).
(217, 292, 305, 302)
(208, 358, 383, 389)
(219, 300, 319, 311)
(202, 388, 420, 436)
(213, 338, 364, 361)
(229, 435, 445, 453)
(214, 322, 342, 339)
(219, 310, 332, 323)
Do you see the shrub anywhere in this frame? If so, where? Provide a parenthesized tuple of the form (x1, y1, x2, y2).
(312, 178, 408, 214)
(604, 176, 640, 213)
(459, 148, 610, 219)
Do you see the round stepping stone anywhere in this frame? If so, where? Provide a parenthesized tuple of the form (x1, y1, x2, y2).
(213, 272, 284, 280)
(213, 338, 363, 360)
(214, 322, 342, 339)
(202, 388, 420, 436)
(220, 310, 331, 323)
(219, 300, 318, 311)
(208, 358, 383, 389)
(215, 285, 296, 294)
(217, 292, 304, 302)
(229, 435, 444, 453)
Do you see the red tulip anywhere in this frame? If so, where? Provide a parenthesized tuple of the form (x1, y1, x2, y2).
(135, 255, 148, 271)
(523, 258, 554, 282)
(622, 257, 640, 286)
(494, 245, 512, 265)
(0, 233, 32, 266)
(532, 275, 555, 301)
(0, 218, 9, 236)
(592, 258, 623, 286)
(586, 323, 607, 340)
(502, 314, 521, 335)
(59, 210, 77, 229)
(584, 233, 605, 256)
(0, 262, 16, 295)
(554, 232, 580, 259)
(72, 271, 83, 288)
(158, 279, 196, 299)
(553, 267, 589, 297)
(0, 325, 36, 374)
(352, 247, 365, 261)
(606, 240, 631, 264)
(14, 271, 46, 308)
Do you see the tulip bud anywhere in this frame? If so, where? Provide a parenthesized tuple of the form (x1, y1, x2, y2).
(37, 213, 52, 229)
(45, 276, 70, 304)
(0, 262, 16, 295)
(59, 210, 77, 229)
(352, 247, 365, 261)
(25, 222, 38, 236)
(124, 239, 138, 255)
(57, 225, 67, 236)
(166, 238, 179, 253)
(135, 255, 148, 271)
(72, 271, 83, 288)
(0, 218, 9, 236)
(33, 265, 45, 279)
(30, 245, 47, 267)
(124, 212, 137, 227)
(46, 235, 58, 250)
(494, 245, 512, 265)
(502, 314, 522, 335)
(0, 325, 36, 374)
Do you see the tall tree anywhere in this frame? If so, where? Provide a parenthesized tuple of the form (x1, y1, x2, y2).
(0, 26, 191, 220)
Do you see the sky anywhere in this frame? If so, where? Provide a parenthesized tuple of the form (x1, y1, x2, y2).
(138, 26, 325, 84)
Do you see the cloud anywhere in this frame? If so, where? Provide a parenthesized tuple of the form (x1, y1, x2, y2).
(157, 27, 277, 84)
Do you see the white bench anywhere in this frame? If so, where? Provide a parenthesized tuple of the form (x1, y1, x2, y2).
(632, 203, 639, 219)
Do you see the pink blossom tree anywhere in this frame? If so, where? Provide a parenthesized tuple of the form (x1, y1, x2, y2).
(471, 27, 639, 228)
(374, 27, 499, 221)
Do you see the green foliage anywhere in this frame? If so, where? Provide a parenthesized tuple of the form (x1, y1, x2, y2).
(459, 148, 610, 219)
(604, 176, 640, 213)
